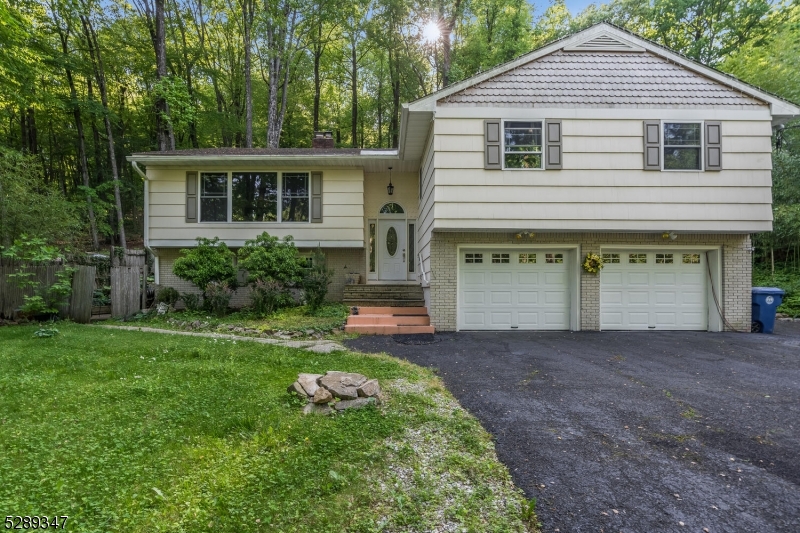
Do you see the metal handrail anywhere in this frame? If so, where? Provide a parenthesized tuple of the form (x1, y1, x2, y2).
(417, 252, 430, 284)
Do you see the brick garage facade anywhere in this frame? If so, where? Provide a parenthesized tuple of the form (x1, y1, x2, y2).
(428, 232, 752, 332)
(156, 247, 365, 308)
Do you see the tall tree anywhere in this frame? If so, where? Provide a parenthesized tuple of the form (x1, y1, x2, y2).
(80, 9, 127, 251)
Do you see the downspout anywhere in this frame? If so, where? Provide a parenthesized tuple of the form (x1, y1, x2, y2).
(131, 161, 159, 284)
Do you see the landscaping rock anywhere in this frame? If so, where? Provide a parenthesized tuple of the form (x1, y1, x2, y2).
(313, 387, 333, 404)
(318, 371, 368, 400)
(287, 381, 309, 398)
(305, 329, 315, 336)
(303, 403, 332, 415)
(297, 373, 323, 396)
(157, 302, 169, 315)
(357, 379, 381, 398)
(333, 397, 376, 411)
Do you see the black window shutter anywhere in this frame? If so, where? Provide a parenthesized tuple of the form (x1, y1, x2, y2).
(186, 171, 198, 223)
(643, 121, 661, 170)
(311, 171, 323, 222)
(545, 120, 562, 170)
(705, 121, 722, 171)
(485, 120, 502, 170)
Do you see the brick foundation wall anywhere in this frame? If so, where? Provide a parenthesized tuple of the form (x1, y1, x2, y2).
(429, 232, 751, 332)
(156, 247, 366, 308)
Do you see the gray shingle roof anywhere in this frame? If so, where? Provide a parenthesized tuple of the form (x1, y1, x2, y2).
(438, 51, 766, 108)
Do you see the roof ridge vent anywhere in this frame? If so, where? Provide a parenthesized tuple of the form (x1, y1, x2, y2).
(563, 31, 645, 52)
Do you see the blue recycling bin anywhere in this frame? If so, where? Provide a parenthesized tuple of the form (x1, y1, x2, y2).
(751, 287, 785, 333)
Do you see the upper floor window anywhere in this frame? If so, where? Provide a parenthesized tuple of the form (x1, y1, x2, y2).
(504, 121, 543, 169)
(663, 122, 701, 170)
(200, 171, 309, 223)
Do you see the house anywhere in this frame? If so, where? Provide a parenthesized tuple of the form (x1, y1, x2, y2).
(128, 23, 799, 333)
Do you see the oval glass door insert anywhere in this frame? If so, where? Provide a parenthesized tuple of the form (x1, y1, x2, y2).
(386, 227, 398, 256)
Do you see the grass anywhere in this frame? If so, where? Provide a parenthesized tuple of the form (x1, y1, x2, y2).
(0, 323, 536, 532)
(126, 303, 350, 335)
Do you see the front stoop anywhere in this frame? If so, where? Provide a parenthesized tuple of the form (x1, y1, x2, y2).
(344, 306, 434, 335)
(342, 283, 425, 308)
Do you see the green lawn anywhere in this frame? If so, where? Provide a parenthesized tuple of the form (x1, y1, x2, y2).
(0, 324, 536, 532)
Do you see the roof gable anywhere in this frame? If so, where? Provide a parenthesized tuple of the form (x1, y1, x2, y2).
(438, 49, 764, 108)
(407, 23, 799, 119)
(563, 31, 644, 52)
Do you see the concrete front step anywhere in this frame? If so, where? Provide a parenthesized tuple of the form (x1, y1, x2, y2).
(347, 314, 431, 326)
(344, 324, 435, 334)
(353, 306, 429, 315)
(343, 299, 426, 307)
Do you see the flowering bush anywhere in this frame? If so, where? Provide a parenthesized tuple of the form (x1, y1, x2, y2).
(582, 253, 604, 274)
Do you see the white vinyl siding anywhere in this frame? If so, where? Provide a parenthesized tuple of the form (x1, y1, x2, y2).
(431, 116, 773, 233)
(147, 168, 364, 247)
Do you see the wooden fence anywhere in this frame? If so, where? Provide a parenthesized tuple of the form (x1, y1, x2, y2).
(111, 266, 145, 318)
(0, 265, 95, 323)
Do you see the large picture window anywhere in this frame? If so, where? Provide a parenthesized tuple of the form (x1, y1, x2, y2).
(199, 171, 309, 223)
(664, 122, 701, 170)
(504, 121, 543, 169)
(232, 172, 277, 222)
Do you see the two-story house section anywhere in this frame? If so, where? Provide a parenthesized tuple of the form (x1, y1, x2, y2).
(129, 23, 799, 332)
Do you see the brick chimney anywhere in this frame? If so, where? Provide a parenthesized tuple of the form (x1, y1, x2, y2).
(312, 131, 334, 149)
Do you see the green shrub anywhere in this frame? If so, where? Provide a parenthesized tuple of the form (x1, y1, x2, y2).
(205, 281, 233, 317)
(238, 232, 306, 316)
(173, 237, 238, 298)
(303, 246, 333, 313)
(155, 286, 180, 306)
(181, 292, 202, 312)
(251, 279, 290, 316)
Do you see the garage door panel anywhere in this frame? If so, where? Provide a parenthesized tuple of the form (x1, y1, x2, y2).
(627, 272, 650, 285)
(464, 272, 485, 285)
(655, 291, 676, 305)
(491, 272, 512, 285)
(601, 250, 707, 331)
(459, 248, 570, 331)
(654, 272, 677, 285)
(544, 290, 567, 304)
(517, 272, 539, 285)
(518, 291, 539, 304)
(628, 312, 650, 326)
(628, 291, 650, 305)
(491, 312, 512, 327)
(491, 291, 512, 305)
(545, 272, 567, 285)
(463, 291, 485, 305)
(463, 312, 486, 326)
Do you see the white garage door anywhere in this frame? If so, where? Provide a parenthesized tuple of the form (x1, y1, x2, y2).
(600, 251, 708, 330)
(459, 249, 570, 330)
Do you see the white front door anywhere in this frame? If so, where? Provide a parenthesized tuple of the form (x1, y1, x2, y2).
(600, 251, 708, 330)
(378, 219, 407, 280)
(458, 249, 571, 330)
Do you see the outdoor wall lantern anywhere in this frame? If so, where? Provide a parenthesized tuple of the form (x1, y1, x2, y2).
(387, 166, 394, 195)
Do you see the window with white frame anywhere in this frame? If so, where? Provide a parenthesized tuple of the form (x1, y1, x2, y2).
(199, 171, 310, 223)
(664, 123, 701, 170)
(504, 121, 543, 169)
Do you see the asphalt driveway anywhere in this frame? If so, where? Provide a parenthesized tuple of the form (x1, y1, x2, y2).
(346, 322, 800, 532)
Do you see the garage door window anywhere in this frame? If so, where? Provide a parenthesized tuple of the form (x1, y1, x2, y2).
(629, 253, 647, 264)
(465, 253, 483, 264)
(683, 253, 700, 264)
(546, 253, 563, 264)
(656, 253, 674, 264)
(519, 253, 537, 263)
(603, 253, 620, 263)
(492, 253, 510, 264)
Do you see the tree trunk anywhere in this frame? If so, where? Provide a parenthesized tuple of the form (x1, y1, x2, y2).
(81, 14, 127, 251)
(154, 0, 174, 151)
(350, 38, 357, 147)
(243, 0, 254, 147)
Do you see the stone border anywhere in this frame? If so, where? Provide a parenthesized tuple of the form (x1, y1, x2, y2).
(96, 325, 347, 354)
